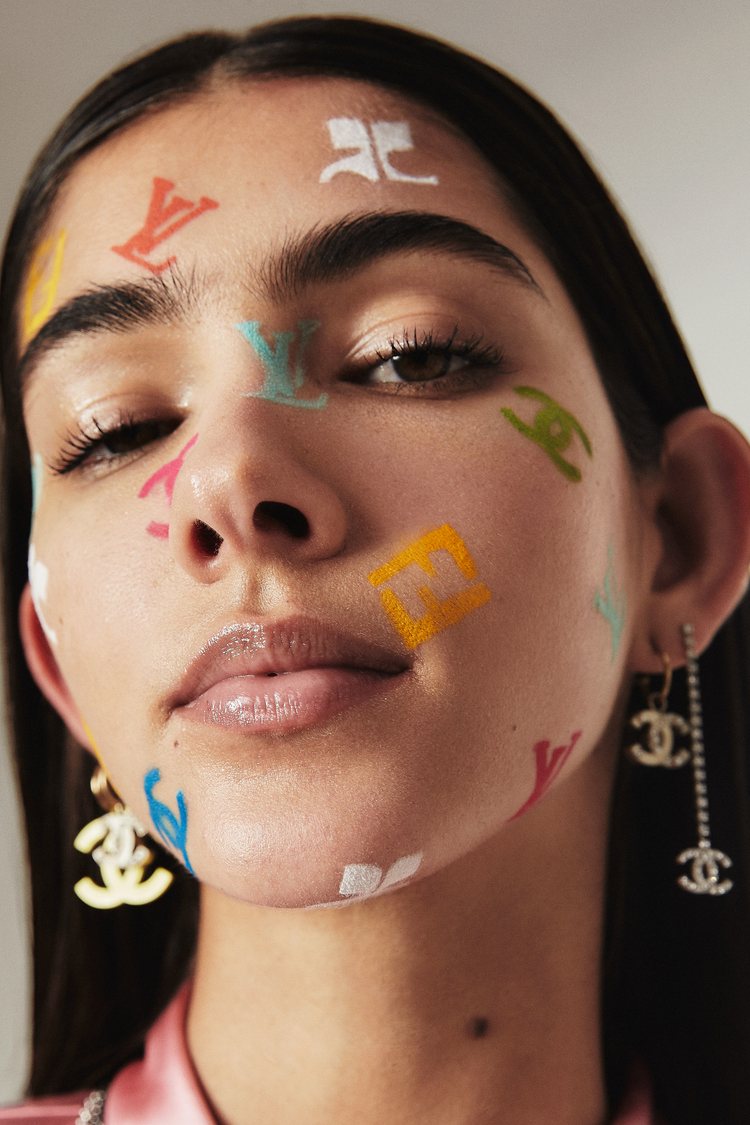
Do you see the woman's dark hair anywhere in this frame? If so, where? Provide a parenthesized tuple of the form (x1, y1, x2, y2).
(1, 16, 748, 1122)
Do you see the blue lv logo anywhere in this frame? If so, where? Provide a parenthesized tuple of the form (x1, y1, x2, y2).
(143, 767, 194, 874)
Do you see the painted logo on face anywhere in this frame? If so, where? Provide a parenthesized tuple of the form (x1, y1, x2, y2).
(500, 387, 592, 482)
(236, 319, 327, 409)
(143, 767, 194, 875)
(21, 230, 67, 345)
(138, 433, 198, 538)
(31, 453, 44, 516)
(320, 118, 439, 185)
(27, 543, 57, 646)
(509, 730, 582, 820)
(111, 176, 219, 273)
(594, 545, 626, 661)
(339, 852, 423, 898)
(368, 524, 491, 649)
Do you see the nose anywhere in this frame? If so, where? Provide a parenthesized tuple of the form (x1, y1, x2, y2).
(167, 405, 348, 582)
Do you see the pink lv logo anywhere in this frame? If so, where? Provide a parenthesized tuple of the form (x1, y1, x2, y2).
(138, 434, 198, 539)
(510, 730, 582, 821)
(112, 177, 218, 274)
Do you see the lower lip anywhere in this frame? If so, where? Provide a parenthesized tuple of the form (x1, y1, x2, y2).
(176, 667, 405, 733)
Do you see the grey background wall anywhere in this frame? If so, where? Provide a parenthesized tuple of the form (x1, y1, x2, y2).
(1, 0, 748, 1102)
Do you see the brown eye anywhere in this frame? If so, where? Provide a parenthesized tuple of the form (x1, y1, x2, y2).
(389, 350, 452, 382)
(349, 329, 504, 394)
(367, 349, 461, 385)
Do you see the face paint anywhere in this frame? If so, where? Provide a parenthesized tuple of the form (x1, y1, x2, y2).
(500, 386, 592, 482)
(27, 543, 57, 646)
(339, 851, 423, 898)
(319, 118, 439, 185)
(111, 176, 218, 274)
(368, 524, 491, 649)
(21, 229, 67, 345)
(73, 807, 174, 909)
(594, 545, 626, 661)
(236, 319, 327, 409)
(143, 767, 194, 874)
(30, 453, 43, 517)
(138, 433, 198, 538)
(509, 730, 582, 821)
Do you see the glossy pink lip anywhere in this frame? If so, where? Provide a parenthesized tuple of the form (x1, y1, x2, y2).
(169, 617, 411, 734)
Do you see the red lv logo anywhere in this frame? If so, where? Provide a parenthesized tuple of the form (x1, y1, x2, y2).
(510, 730, 582, 821)
(112, 177, 218, 273)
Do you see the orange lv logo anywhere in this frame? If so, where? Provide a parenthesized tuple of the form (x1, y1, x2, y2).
(112, 176, 218, 273)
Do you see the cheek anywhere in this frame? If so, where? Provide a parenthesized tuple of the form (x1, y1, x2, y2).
(29, 489, 164, 727)
(32, 433, 195, 642)
(359, 420, 627, 813)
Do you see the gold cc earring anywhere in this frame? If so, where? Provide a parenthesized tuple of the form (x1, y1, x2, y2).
(628, 649, 690, 769)
(73, 765, 173, 909)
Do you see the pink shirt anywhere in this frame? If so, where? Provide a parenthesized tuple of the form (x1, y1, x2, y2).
(0, 988, 654, 1123)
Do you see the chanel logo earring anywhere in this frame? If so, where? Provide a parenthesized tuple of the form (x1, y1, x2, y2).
(628, 625, 733, 895)
(675, 623, 733, 896)
(73, 765, 174, 909)
(628, 649, 690, 768)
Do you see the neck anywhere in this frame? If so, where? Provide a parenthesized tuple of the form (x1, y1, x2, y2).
(187, 742, 616, 1125)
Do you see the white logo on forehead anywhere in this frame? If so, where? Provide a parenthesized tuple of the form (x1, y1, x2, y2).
(320, 118, 439, 185)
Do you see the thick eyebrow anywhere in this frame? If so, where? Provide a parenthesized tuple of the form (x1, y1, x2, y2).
(257, 210, 543, 303)
(18, 267, 200, 387)
(19, 210, 542, 386)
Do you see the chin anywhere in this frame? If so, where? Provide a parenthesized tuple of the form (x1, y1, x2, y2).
(195, 817, 427, 910)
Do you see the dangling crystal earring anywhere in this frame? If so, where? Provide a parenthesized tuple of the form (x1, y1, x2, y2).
(73, 765, 174, 909)
(675, 622, 733, 896)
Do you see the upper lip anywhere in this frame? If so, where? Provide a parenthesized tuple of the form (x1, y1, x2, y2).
(170, 615, 411, 709)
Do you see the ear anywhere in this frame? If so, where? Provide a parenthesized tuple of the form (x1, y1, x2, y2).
(19, 583, 92, 749)
(629, 408, 750, 672)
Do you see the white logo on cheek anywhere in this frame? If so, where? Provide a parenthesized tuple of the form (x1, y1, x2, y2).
(338, 851, 423, 898)
(320, 118, 439, 185)
(27, 543, 58, 646)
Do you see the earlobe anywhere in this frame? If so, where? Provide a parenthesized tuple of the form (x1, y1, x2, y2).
(19, 583, 91, 748)
(629, 408, 750, 672)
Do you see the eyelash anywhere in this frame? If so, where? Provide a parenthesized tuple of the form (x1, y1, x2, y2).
(48, 326, 504, 475)
(50, 413, 181, 476)
(350, 326, 505, 392)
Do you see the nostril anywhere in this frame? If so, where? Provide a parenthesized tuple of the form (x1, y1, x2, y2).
(253, 501, 309, 539)
(193, 519, 223, 557)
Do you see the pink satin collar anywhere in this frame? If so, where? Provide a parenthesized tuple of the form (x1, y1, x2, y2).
(106, 984, 214, 1123)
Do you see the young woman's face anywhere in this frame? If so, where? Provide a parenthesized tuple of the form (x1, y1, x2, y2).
(20, 78, 648, 907)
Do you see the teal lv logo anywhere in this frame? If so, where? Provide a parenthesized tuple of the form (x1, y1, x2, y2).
(236, 319, 327, 409)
